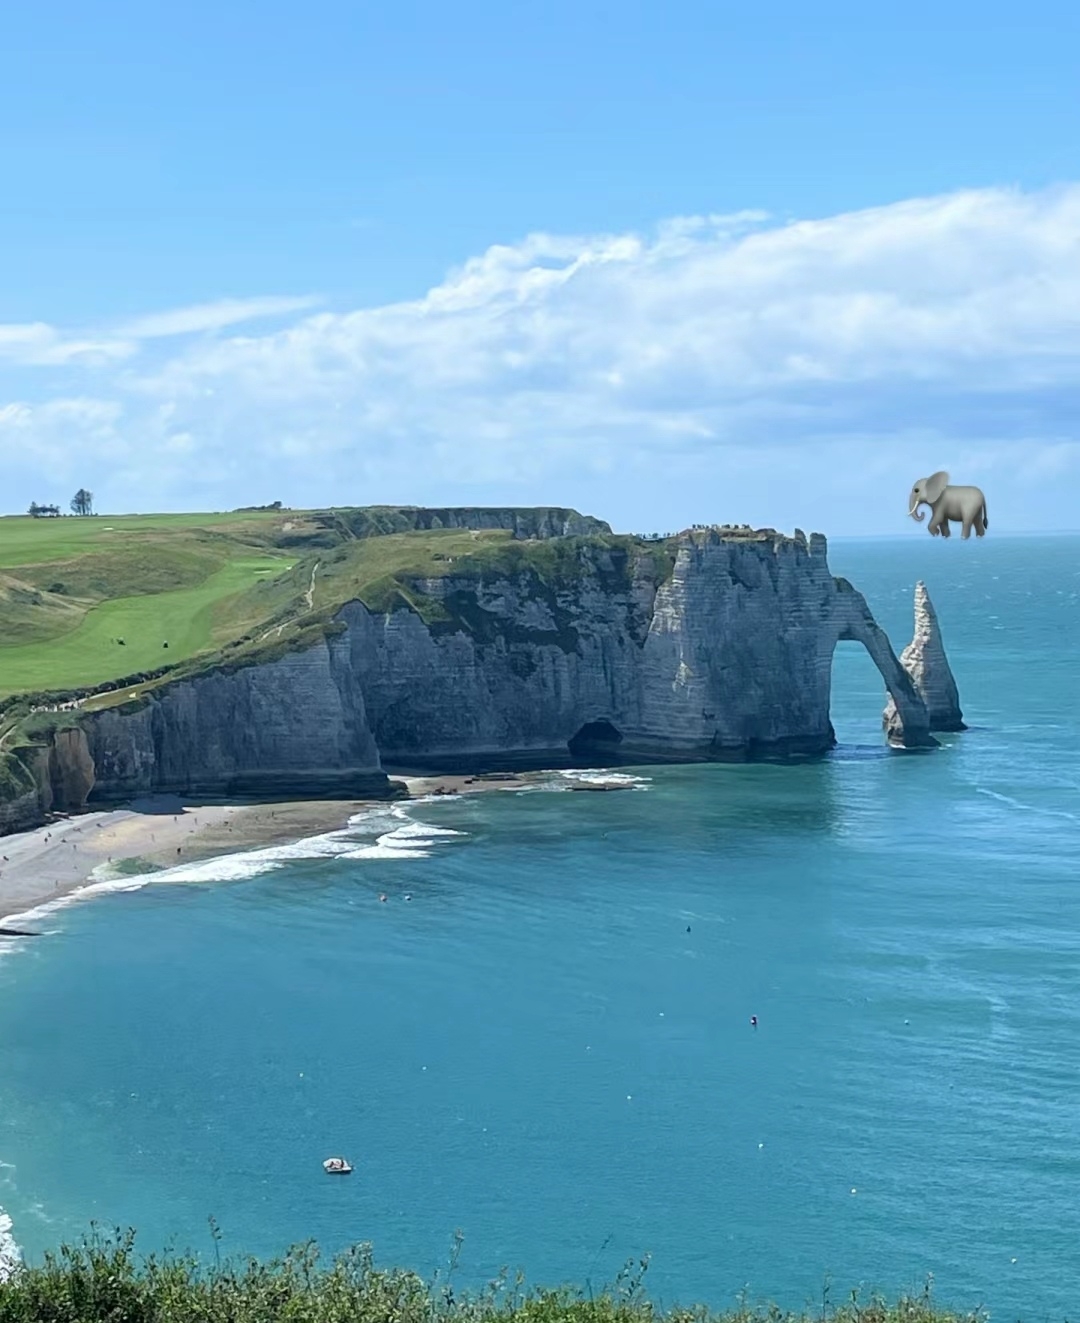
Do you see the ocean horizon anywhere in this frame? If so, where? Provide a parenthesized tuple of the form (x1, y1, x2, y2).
(2, 534, 1079, 1319)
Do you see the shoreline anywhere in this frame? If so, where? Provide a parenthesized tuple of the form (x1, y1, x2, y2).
(0, 773, 543, 927)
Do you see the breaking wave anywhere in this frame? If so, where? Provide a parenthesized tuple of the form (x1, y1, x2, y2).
(0, 1208, 19, 1283)
(0, 806, 467, 941)
(550, 770, 652, 790)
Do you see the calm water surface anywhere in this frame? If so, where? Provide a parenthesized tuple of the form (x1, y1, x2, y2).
(1, 535, 1079, 1319)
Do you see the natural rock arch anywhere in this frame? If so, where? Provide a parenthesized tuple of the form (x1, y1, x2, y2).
(831, 579, 937, 749)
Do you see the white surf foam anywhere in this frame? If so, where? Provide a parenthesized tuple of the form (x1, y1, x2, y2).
(340, 816, 467, 861)
(551, 770, 652, 789)
(0, 869, 158, 932)
(0, 1209, 21, 1282)
(0, 808, 467, 945)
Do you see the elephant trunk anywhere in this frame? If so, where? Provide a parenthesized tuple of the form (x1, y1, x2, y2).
(909, 502, 926, 522)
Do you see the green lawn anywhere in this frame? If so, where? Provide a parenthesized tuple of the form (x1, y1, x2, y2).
(0, 556, 288, 696)
(0, 510, 287, 569)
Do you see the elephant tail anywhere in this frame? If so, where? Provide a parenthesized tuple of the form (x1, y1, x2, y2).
(983, 501, 989, 530)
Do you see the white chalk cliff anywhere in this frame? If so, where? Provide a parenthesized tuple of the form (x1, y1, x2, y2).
(2, 524, 954, 831)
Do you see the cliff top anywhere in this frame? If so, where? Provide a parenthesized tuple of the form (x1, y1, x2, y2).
(0, 507, 821, 728)
(0, 505, 605, 706)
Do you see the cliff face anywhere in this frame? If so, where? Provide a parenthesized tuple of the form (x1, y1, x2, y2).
(85, 638, 386, 801)
(0, 730, 95, 834)
(1, 526, 943, 826)
(340, 528, 933, 766)
(883, 580, 964, 741)
(330, 506, 612, 541)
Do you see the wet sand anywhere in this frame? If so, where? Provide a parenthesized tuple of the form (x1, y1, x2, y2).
(0, 775, 535, 925)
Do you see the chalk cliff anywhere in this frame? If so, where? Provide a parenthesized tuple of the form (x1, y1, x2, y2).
(883, 580, 964, 741)
(339, 528, 934, 767)
(1, 524, 946, 829)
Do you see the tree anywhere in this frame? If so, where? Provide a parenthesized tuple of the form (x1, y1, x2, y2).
(71, 488, 94, 516)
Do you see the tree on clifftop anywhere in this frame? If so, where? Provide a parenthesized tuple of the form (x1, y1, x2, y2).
(70, 488, 94, 516)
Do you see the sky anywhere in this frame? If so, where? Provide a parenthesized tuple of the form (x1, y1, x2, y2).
(2, 0, 1079, 535)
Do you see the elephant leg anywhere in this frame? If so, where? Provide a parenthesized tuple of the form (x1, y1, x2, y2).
(961, 516, 973, 539)
(975, 510, 986, 536)
(939, 518, 951, 538)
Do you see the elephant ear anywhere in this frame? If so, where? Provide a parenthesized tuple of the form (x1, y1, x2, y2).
(924, 471, 949, 502)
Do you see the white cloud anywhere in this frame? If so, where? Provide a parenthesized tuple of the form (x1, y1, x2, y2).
(115, 295, 324, 340)
(5, 184, 1080, 532)
(0, 322, 135, 366)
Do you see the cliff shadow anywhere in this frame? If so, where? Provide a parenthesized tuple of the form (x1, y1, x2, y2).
(567, 719, 624, 761)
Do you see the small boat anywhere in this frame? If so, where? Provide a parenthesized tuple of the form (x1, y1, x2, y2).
(322, 1157, 353, 1175)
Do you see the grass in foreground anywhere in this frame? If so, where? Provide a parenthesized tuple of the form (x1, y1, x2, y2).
(0, 1230, 989, 1323)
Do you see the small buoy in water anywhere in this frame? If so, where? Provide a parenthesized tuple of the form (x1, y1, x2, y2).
(750, 1015, 758, 1027)
(850, 1187, 857, 1195)
(626, 1094, 632, 1101)
(758, 1142, 764, 1150)
(404, 893, 412, 901)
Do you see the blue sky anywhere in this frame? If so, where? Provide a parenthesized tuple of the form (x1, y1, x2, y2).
(2, 0, 1079, 533)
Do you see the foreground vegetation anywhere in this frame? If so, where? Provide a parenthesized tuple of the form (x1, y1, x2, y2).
(0, 1230, 988, 1323)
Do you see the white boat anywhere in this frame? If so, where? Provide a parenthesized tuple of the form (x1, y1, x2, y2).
(322, 1157, 352, 1175)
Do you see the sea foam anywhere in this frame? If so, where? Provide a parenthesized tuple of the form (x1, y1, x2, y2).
(552, 769, 652, 789)
(0, 1209, 20, 1282)
(1, 807, 467, 939)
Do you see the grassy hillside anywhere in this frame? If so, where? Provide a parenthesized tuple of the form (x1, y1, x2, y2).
(0, 512, 306, 699)
(0, 507, 650, 713)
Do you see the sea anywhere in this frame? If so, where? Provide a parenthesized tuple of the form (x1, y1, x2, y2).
(1, 534, 1079, 1321)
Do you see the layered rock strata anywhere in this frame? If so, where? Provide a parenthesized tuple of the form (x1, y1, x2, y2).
(2, 526, 945, 828)
(883, 580, 964, 742)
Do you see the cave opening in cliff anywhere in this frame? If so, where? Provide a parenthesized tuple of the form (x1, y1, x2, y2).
(568, 719, 624, 761)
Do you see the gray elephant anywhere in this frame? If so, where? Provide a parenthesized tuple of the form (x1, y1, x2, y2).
(908, 471, 988, 539)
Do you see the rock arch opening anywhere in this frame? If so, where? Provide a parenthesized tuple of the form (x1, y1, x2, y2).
(568, 719, 624, 761)
(831, 586, 938, 750)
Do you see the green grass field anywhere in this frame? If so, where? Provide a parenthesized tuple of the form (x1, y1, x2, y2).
(0, 510, 287, 569)
(0, 556, 288, 696)
(0, 512, 307, 699)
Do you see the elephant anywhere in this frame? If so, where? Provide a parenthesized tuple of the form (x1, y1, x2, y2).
(908, 471, 988, 539)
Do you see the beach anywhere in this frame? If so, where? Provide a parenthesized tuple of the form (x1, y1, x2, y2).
(0, 774, 533, 927)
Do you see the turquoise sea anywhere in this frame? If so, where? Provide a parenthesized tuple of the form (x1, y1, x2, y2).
(2, 535, 1079, 1320)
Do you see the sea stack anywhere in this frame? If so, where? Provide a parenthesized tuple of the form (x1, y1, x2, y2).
(883, 580, 965, 742)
